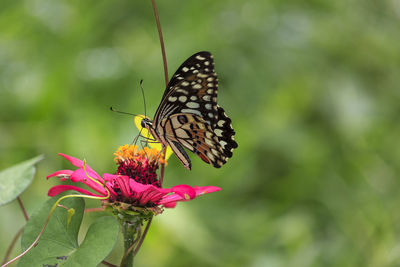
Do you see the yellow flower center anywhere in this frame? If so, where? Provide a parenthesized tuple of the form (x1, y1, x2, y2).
(114, 144, 167, 165)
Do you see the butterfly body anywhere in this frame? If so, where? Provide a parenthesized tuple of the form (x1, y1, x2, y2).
(142, 51, 237, 170)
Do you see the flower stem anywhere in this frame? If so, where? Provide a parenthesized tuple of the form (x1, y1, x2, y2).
(84, 207, 105, 213)
(133, 216, 153, 256)
(151, 0, 168, 86)
(1, 227, 24, 265)
(101, 260, 117, 267)
(150, 0, 168, 186)
(17, 197, 29, 221)
(120, 221, 141, 267)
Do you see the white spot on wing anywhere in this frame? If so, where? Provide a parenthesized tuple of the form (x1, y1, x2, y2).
(169, 96, 177, 102)
(205, 138, 213, 147)
(202, 95, 211, 101)
(217, 120, 225, 127)
(196, 55, 206, 60)
(179, 96, 187, 102)
(181, 108, 202, 117)
(214, 129, 223, 137)
(186, 102, 200, 108)
(190, 96, 197, 101)
(182, 67, 189, 72)
(207, 152, 215, 161)
(205, 103, 212, 110)
(193, 84, 202, 89)
(176, 89, 188, 94)
(220, 140, 227, 149)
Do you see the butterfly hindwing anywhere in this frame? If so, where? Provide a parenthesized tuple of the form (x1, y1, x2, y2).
(213, 105, 238, 158)
(161, 113, 228, 168)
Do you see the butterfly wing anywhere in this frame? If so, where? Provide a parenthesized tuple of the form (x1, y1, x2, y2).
(159, 113, 228, 168)
(213, 105, 238, 158)
(152, 51, 237, 168)
(154, 51, 218, 127)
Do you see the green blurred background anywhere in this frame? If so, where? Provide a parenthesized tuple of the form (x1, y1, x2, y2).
(1, 0, 400, 266)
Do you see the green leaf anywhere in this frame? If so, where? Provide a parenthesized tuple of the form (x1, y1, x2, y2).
(0, 155, 44, 206)
(61, 216, 120, 267)
(18, 193, 119, 267)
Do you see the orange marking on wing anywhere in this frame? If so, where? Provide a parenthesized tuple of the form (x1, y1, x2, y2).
(199, 152, 210, 163)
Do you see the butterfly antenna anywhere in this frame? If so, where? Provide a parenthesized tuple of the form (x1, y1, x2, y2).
(139, 79, 147, 118)
(110, 107, 144, 118)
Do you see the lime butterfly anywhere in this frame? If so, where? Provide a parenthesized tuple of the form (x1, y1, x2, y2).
(141, 51, 237, 170)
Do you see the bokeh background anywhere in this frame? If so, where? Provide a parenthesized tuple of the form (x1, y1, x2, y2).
(1, 0, 400, 266)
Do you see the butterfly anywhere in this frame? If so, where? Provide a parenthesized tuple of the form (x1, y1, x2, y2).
(141, 51, 238, 170)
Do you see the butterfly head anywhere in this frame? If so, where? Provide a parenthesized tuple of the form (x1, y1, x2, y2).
(141, 118, 152, 130)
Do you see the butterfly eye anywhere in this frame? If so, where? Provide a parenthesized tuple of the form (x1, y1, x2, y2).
(141, 119, 146, 128)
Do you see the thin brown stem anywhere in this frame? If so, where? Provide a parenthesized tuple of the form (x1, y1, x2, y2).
(17, 197, 29, 221)
(84, 207, 105, 213)
(150, 0, 168, 186)
(101, 260, 117, 267)
(133, 217, 153, 256)
(2, 213, 51, 266)
(57, 204, 69, 210)
(1, 227, 24, 265)
(151, 0, 169, 86)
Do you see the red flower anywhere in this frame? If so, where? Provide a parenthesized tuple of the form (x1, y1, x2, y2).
(47, 146, 220, 212)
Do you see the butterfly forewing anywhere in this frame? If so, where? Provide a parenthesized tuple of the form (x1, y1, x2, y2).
(154, 51, 219, 127)
(147, 51, 237, 169)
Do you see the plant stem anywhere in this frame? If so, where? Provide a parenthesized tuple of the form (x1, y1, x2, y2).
(84, 207, 105, 213)
(133, 217, 153, 256)
(17, 197, 29, 221)
(1, 227, 24, 265)
(151, 0, 168, 186)
(101, 260, 117, 267)
(151, 0, 168, 86)
(120, 221, 141, 267)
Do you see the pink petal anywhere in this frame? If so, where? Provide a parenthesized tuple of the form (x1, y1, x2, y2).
(158, 185, 221, 206)
(58, 153, 85, 167)
(137, 188, 165, 205)
(128, 178, 171, 194)
(157, 193, 184, 205)
(70, 168, 103, 182)
(115, 176, 133, 199)
(58, 153, 98, 175)
(69, 169, 108, 195)
(46, 170, 73, 179)
(193, 186, 221, 196)
(103, 173, 121, 181)
(170, 184, 196, 200)
(48, 185, 105, 197)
